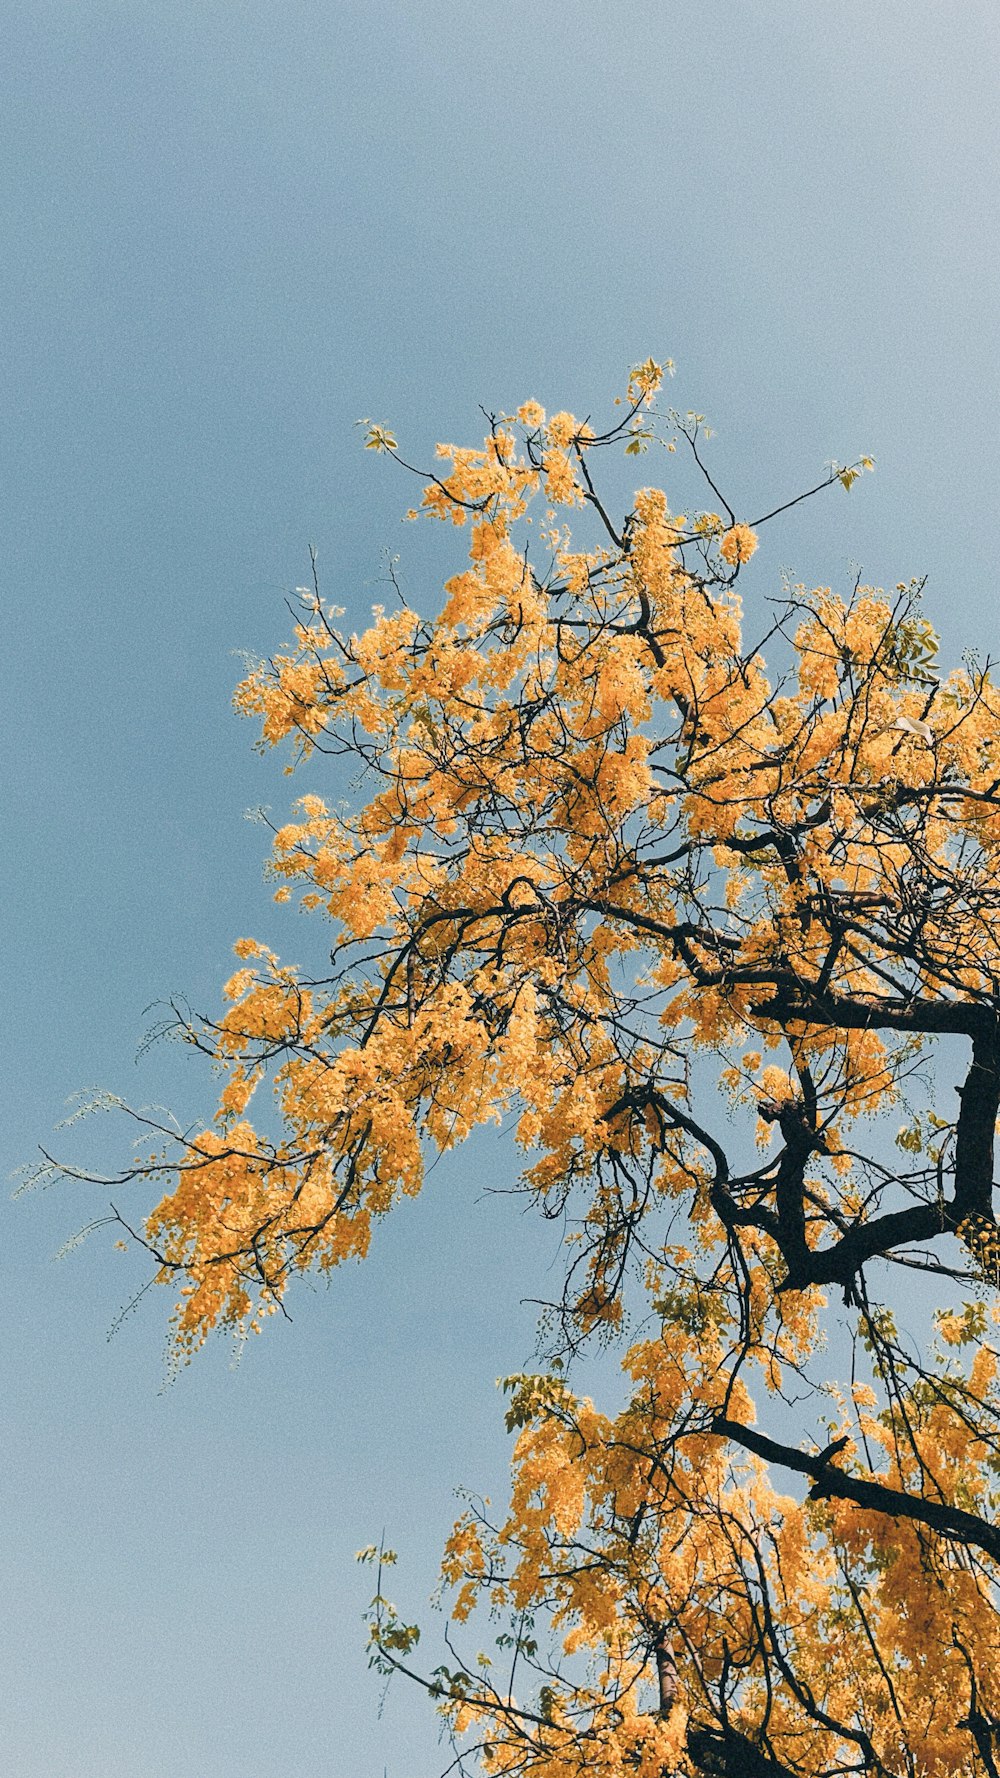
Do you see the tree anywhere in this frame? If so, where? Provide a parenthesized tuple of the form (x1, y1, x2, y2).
(49, 361, 1000, 1776)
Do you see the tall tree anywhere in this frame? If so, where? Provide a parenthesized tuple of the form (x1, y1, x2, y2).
(53, 364, 1000, 1776)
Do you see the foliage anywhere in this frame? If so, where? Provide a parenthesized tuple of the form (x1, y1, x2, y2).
(54, 363, 1000, 1776)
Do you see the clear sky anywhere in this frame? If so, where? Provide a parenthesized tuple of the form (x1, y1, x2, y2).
(5, 2, 1000, 1774)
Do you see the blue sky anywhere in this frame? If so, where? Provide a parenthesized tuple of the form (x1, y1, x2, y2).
(5, 2, 1000, 1773)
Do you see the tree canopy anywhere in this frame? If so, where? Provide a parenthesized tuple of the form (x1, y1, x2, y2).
(54, 362, 1000, 1776)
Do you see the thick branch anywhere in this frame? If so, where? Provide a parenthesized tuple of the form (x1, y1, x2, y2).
(775, 1026, 1000, 1291)
(686, 1723, 800, 1778)
(769, 1104, 815, 1279)
(750, 985, 992, 1041)
(953, 1028, 1000, 1218)
(714, 1418, 1000, 1565)
(778, 1202, 944, 1291)
(652, 1624, 679, 1719)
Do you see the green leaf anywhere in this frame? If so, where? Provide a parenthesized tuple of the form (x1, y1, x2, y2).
(500, 1371, 576, 1432)
(362, 423, 398, 453)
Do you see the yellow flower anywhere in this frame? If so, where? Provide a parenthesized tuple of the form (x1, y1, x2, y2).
(546, 410, 578, 447)
(719, 522, 758, 565)
(232, 937, 263, 959)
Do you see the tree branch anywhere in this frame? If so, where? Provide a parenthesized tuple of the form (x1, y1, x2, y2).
(713, 1417, 1000, 1565)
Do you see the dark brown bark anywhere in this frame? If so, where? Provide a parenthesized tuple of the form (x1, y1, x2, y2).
(685, 1723, 800, 1777)
(714, 1417, 1000, 1565)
